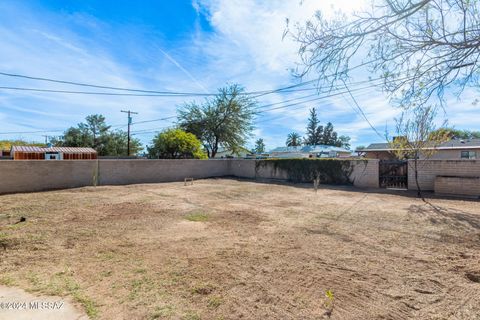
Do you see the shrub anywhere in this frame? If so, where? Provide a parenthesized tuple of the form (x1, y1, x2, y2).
(256, 159, 353, 184)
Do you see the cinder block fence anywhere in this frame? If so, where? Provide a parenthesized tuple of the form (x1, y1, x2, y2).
(1, 159, 479, 196)
(407, 159, 480, 197)
(0, 159, 379, 194)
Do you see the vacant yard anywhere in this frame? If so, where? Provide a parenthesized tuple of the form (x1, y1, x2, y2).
(0, 179, 479, 319)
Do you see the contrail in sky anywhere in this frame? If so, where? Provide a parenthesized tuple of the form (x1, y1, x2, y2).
(158, 48, 209, 94)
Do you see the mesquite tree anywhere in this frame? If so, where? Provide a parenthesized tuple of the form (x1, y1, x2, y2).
(178, 84, 257, 158)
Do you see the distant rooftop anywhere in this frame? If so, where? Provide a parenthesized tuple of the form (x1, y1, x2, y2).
(11, 146, 97, 153)
(269, 145, 350, 153)
(358, 138, 480, 152)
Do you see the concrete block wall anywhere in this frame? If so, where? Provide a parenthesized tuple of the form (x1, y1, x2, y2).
(350, 160, 380, 188)
(98, 159, 229, 185)
(227, 160, 256, 179)
(408, 160, 480, 191)
(434, 176, 480, 197)
(254, 162, 289, 181)
(230, 159, 380, 188)
(0, 159, 380, 194)
(0, 160, 97, 194)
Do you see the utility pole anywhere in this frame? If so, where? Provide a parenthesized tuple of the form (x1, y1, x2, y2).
(42, 135, 49, 145)
(121, 110, 138, 156)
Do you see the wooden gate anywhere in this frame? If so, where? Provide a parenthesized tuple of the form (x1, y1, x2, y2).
(379, 160, 408, 189)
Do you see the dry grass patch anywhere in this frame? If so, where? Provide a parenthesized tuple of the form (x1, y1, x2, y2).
(185, 212, 209, 222)
(0, 179, 479, 319)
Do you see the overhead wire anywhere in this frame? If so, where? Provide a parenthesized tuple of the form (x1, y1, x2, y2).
(0, 71, 410, 137)
(0, 57, 385, 98)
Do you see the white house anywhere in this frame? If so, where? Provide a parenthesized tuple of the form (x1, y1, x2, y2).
(269, 145, 351, 159)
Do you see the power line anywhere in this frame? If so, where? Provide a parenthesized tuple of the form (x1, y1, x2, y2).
(256, 85, 375, 114)
(123, 75, 399, 127)
(0, 58, 385, 98)
(341, 79, 385, 140)
(0, 72, 316, 97)
(256, 73, 417, 114)
(0, 78, 380, 135)
(129, 87, 373, 134)
(253, 88, 374, 125)
(0, 86, 212, 97)
(0, 129, 65, 135)
(128, 75, 414, 136)
(131, 126, 174, 135)
(0, 83, 328, 97)
(131, 115, 177, 125)
(0, 67, 404, 101)
(129, 87, 376, 136)
(0, 71, 216, 96)
(0, 73, 412, 136)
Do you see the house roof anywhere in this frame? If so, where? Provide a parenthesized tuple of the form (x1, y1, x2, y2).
(216, 146, 250, 153)
(11, 146, 97, 153)
(357, 139, 480, 152)
(269, 145, 350, 153)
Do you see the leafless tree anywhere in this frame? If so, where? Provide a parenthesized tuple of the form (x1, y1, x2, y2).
(289, 0, 480, 108)
(390, 105, 448, 198)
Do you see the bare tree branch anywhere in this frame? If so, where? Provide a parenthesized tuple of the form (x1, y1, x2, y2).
(289, 0, 480, 108)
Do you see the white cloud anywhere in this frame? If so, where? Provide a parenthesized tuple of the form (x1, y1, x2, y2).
(1, 0, 478, 149)
(0, 3, 198, 142)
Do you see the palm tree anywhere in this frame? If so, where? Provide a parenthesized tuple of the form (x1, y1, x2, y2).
(286, 132, 302, 147)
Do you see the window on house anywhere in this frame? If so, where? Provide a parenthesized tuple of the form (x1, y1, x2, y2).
(460, 151, 476, 159)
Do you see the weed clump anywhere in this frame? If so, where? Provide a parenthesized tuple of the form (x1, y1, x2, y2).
(185, 213, 209, 222)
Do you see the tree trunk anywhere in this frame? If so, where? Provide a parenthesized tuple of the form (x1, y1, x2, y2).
(204, 145, 211, 158)
(414, 157, 422, 199)
(210, 140, 219, 158)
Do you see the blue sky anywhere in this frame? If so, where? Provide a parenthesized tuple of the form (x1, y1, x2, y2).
(1, 0, 479, 150)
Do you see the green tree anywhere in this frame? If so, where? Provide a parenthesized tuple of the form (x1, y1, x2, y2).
(302, 108, 350, 147)
(253, 138, 266, 154)
(429, 128, 480, 140)
(52, 127, 92, 148)
(286, 132, 302, 147)
(84, 114, 110, 150)
(304, 108, 323, 145)
(102, 130, 142, 156)
(52, 114, 142, 156)
(178, 84, 257, 158)
(0, 140, 44, 150)
(321, 122, 335, 145)
(336, 135, 351, 150)
(147, 128, 207, 159)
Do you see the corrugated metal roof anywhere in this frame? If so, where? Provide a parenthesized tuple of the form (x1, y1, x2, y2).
(46, 147, 97, 153)
(11, 146, 97, 153)
(11, 146, 43, 153)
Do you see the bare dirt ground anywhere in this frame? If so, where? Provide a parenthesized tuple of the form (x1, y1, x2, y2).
(0, 178, 479, 320)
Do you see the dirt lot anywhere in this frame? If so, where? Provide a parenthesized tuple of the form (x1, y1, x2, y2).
(0, 178, 479, 319)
